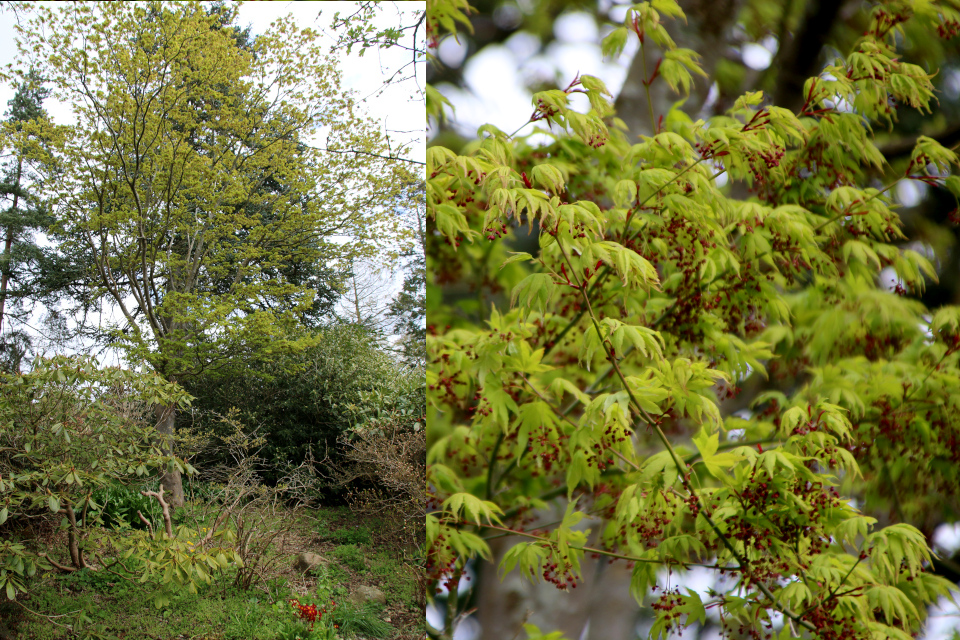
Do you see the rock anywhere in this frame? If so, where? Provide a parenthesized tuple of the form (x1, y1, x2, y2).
(350, 585, 386, 606)
(294, 552, 328, 573)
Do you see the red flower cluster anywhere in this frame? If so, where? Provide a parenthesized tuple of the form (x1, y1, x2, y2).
(289, 598, 337, 628)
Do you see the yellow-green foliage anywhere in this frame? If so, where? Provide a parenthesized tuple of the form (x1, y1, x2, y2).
(12, 1, 412, 379)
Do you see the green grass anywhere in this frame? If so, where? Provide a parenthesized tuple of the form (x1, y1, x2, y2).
(6, 506, 421, 640)
(13, 575, 290, 640)
(330, 602, 394, 639)
(329, 545, 367, 573)
(317, 525, 372, 546)
(367, 550, 418, 606)
(315, 508, 372, 547)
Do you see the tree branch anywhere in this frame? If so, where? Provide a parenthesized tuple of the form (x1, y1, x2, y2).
(141, 487, 173, 537)
(304, 143, 424, 166)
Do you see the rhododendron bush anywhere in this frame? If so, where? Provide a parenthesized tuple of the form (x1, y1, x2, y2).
(426, 0, 960, 638)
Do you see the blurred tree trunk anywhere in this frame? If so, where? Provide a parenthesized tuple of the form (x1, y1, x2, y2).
(614, 0, 744, 141)
(770, 0, 845, 111)
(476, 536, 638, 640)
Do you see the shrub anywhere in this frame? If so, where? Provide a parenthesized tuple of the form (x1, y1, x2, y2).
(0, 356, 193, 592)
(327, 373, 426, 550)
(182, 324, 414, 494)
(91, 481, 163, 530)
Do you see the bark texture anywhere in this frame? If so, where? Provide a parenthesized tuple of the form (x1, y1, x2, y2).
(155, 403, 184, 508)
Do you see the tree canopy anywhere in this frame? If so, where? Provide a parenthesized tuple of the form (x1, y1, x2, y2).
(16, 1, 406, 379)
(426, 1, 960, 639)
(8, 1, 414, 505)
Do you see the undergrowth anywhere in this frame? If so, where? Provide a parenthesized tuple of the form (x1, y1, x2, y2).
(5, 506, 420, 640)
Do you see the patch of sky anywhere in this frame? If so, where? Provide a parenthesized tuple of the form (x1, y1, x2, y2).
(897, 180, 927, 207)
(438, 33, 469, 68)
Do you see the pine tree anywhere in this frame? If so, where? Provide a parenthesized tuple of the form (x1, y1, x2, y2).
(0, 71, 54, 369)
(387, 181, 426, 365)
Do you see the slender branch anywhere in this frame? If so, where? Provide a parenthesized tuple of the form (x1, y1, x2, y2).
(485, 432, 504, 500)
(442, 560, 464, 639)
(141, 487, 173, 537)
(801, 555, 865, 617)
(12, 600, 80, 630)
(463, 520, 717, 568)
(38, 552, 78, 573)
(558, 237, 816, 632)
(303, 143, 424, 166)
(684, 439, 779, 465)
(137, 510, 155, 536)
(813, 177, 902, 232)
(543, 153, 716, 358)
(94, 554, 140, 584)
(640, 41, 658, 134)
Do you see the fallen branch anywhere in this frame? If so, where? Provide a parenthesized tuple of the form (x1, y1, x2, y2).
(37, 552, 78, 573)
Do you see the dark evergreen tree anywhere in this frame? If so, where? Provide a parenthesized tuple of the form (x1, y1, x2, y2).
(0, 71, 54, 369)
(386, 181, 426, 366)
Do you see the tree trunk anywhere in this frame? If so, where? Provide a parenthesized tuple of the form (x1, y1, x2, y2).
(614, 0, 745, 141)
(770, 0, 845, 112)
(0, 158, 23, 335)
(154, 402, 184, 508)
(65, 504, 86, 569)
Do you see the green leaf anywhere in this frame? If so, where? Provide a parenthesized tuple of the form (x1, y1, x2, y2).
(500, 252, 533, 270)
(601, 27, 630, 59)
(566, 450, 588, 498)
(692, 428, 718, 459)
(945, 175, 960, 198)
(511, 274, 558, 315)
(531, 164, 565, 195)
(442, 493, 504, 525)
(48, 496, 60, 514)
(679, 588, 706, 625)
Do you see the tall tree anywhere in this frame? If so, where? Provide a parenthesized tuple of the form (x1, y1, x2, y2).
(17, 2, 407, 506)
(340, 257, 396, 333)
(0, 72, 53, 343)
(387, 181, 426, 366)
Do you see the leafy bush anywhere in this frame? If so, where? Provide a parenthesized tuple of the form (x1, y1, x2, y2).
(91, 481, 163, 530)
(182, 324, 416, 494)
(0, 356, 193, 594)
(327, 373, 426, 549)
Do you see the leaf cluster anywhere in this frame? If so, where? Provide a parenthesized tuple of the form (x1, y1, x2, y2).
(426, 1, 960, 638)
